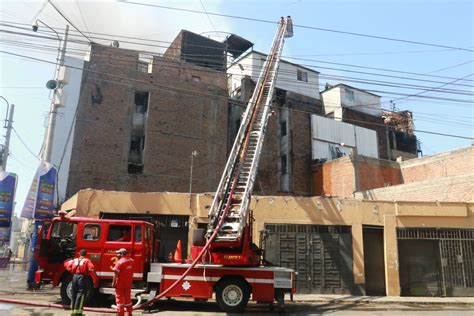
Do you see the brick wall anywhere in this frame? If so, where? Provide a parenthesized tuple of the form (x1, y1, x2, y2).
(354, 174, 474, 202)
(231, 78, 322, 196)
(400, 146, 474, 183)
(312, 157, 355, 197)
(66, 44, 228, 198)
(312, 155, 401, 197)
(354, 155, 402, 191)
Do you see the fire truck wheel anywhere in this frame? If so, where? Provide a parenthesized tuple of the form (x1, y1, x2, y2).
(215, 278, 250, 313)
(60, 275, 95, 306)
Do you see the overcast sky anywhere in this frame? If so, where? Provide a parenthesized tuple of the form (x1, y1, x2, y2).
(0, 0, 472, 216)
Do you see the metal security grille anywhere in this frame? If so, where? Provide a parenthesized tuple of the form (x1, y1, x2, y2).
(397, 228, 474, 296)
(265, 224, 353, 294)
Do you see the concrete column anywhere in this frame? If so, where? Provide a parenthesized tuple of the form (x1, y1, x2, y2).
(352, 224, 365, 295)
(384, 215, 401, 296)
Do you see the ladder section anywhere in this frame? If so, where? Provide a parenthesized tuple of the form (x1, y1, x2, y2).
(207, 17, 293, 243)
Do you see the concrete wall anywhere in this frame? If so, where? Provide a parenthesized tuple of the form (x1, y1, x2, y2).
(66, 44, 228, 199)
(228, 51, 320, 99)
(51, 56, 84, 203)
(321, 85, 382, 117)
(63, 189, 474, 297)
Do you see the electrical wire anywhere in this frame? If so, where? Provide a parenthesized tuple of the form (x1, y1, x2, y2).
(12, 127, 40, 160)
(118, 0, 474, 53)
(2, 20, 473, 83)
(1, 37, 473, 102)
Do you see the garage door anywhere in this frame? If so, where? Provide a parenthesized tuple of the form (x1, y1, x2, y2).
(264, 224, 353, 294)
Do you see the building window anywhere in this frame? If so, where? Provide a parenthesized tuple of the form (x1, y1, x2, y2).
(297, 69, 308, 82)
(281, 155, 287, 175)
(83, 224, 100, 241)
(280, 121, 287, 137)
(345, 88, 355, 102)
(138, 52, 153, 73)
(137, 61, 148, 73)
(192, 75, 201, 83)
(128, 91, 149, 174)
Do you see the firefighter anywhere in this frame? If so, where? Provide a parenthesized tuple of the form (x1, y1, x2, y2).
(64, 249, 95, 316)
(112, 248, 134, 316)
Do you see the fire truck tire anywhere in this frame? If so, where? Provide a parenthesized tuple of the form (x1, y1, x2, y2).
(192, 228, 206, 246)
(60, 274, 95, 306)
(215, 278, 250, 313)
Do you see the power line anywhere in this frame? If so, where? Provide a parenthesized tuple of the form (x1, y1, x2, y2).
(12, 127, 40, 160)
(2, 20, 474, 84)
(47, 0, 94, 43)
(1, 43, 473, 106)
(1, 33, 472, 98)
(119, 0, 474, 53)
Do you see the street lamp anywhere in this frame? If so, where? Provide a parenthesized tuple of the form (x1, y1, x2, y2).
(189, 150, 198, 209)
(32, 19, 62, 76)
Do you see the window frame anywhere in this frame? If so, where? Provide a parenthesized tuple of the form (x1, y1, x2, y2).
(297, 69, 308, 82)
(83, 224, 101, 242)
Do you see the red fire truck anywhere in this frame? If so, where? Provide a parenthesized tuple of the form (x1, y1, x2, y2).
(35, 214, 294, 312)
(34, 17, 295, 313)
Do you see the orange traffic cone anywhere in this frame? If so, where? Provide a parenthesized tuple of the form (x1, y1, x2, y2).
(173, 240, 183, 263)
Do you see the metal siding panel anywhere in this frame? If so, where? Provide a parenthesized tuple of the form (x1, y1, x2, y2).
(312, 140, 331, 160)
(311, 115, 355, 146)
(355, 126, 378, 158)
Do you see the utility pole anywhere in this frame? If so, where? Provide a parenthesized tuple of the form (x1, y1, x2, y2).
(27, 22, 69, 290)
(43, 24, 69, 162)
(189, 150, 198, 209)
(0, 96, 14, 171)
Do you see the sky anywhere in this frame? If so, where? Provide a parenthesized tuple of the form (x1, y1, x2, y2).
(0, 0, 472, 216)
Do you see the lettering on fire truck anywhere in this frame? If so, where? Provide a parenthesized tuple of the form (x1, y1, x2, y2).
(223, 255, 242, 260)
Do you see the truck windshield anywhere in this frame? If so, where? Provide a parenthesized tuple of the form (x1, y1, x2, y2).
(51, 221, 77, 238)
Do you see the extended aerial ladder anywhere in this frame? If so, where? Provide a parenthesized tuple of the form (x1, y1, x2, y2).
(204, 17, 293, 265)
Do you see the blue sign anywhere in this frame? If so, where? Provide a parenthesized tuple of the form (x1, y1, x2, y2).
(0, 172, 17, 228)
(0, 226, 10, 243)
(21, 162, 57, 220)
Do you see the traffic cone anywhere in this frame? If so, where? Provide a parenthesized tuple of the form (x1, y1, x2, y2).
(173, 240, 183, 263)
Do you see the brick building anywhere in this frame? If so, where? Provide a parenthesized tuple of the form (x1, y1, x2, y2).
(66, 43, 229, 198)
(228, 51, 323, 195)
(313, 145, 474, 202)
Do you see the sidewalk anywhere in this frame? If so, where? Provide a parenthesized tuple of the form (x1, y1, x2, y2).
(292, 294, 474, 305)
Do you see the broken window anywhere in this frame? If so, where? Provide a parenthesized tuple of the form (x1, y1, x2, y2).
(297, 69, 308, 82)
(128, 91, 149, 174)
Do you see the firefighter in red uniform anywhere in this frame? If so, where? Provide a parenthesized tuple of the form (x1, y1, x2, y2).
(112, 248, 134, 316)
(64, 249, 95, 316)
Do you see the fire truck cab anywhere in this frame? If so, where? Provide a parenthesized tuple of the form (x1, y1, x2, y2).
(35, 216, 155, 304)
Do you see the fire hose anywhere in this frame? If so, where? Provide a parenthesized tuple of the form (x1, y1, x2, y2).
(0, 173, 240, 313)
(0, 20, 284, 312)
